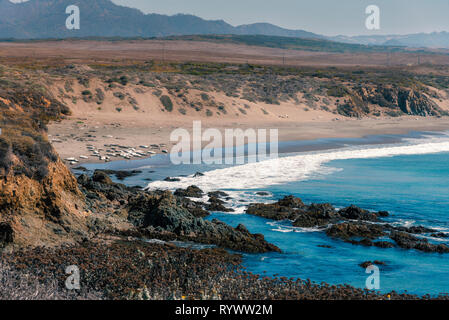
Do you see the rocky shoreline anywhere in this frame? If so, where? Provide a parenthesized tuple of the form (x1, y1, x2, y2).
(1, 69, 448, 300)
(3, 167, 448, 299)
(247, 196, 449, 254)
(2, 238, 440, 300)
(78, 171, 280, 254)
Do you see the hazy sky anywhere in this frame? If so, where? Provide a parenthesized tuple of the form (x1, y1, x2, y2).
(111, 0, 449, 36)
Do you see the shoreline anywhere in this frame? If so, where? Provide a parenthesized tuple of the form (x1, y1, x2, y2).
(49, 116, 449, 167)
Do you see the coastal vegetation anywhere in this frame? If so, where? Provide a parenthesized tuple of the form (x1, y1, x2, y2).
(1, 57, 449, 299)
(12, 59, 448, 119)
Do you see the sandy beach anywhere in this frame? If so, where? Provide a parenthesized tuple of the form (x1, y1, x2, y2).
(48, 115, 449, 165)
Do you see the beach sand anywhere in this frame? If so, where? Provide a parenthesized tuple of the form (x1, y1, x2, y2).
(45, 72, 449, 165)
(48, 113, 449, 165)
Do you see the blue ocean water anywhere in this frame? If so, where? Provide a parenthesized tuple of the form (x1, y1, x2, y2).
(83, 132, 449, 296)
(208, 152, 449, 296)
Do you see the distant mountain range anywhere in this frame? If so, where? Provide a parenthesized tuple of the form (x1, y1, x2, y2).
(330, 32, 449, 49)
(0, 0, 323, 39)
(1, 0, 449, 49)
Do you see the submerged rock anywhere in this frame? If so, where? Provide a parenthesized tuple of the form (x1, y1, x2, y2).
(390, 231, 449, 253)
(246, 194, 449, 254)
(205, 196, 234, 213)
(326, 222, 386, 241)
(100, 169, 142, 180)
(293, 203, 339, 228)
(164, 177, 181, 182)
(359, 261, 386, 269)
(208, 191, 230, 199)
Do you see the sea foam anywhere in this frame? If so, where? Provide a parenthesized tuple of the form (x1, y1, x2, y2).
(146, 137, 449, 192)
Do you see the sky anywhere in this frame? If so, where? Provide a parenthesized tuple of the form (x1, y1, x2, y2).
(111, 0, 449, 36)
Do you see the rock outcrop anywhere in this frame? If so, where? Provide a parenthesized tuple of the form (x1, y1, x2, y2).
(78, 174, 280, 253)
(0, 86, 89, 248)
(338, 84, 446, 118)
(247, 196, 449, 254)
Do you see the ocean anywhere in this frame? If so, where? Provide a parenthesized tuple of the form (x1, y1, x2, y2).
(83, 131, 449, 296)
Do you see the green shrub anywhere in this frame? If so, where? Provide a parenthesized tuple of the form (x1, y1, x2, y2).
(327, 86, 348, 97)
(218, 105, 227, 114)
(119, 76, 129, 86)
(160, 95, 173, 112)
(113, 92, 125, 100)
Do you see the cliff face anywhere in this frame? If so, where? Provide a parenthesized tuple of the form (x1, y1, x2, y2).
(0, 83, 88, 248)
(340, 85, 445, 118)
(0, 160, 88, 247)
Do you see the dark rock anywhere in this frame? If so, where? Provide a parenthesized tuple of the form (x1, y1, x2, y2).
(293, 203, 339, 228)
(193, 172, 204, 177)
(164, 177, 181, 182)
(92, 170, 114, 185)
(349, 238, 374, 247)
(431, 233, 449, 238)
(256, 191, 270, 196)
(127, 191, 279, 253)
(205, 196, 234, 213)
(395, 226, 435, 234)
(77, 174, 91, 186)
(374, 241, 395, 248)
(236, 224, 250, 234)
(101, 170, 142, 180)
(208, 191, 229, 198)
(78, 172, 130, 205)
(377, 211, 389, 217)
(359, 261, 386, 268)
(339, 205, 379, 222)
(390, 231, 449, 253)
(73, 166, 88, 172)
(326, 222, 386, 241)
(0, 222, 14, 244)
(390, 231, 423, 250)
(174, 185, 204, 198)
(278, 196, 305, 208)
(246, 196, 304, 221)
(177, 197, 210, 218)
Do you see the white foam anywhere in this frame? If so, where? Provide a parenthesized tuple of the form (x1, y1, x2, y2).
(146, 137, 449, 192)
(271, 228, 294, 233)
(266, 221, 324, 233)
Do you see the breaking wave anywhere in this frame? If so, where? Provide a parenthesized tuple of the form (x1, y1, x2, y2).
(146, 135, 449, 192)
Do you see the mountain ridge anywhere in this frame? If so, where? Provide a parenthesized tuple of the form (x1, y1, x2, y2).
(0, 0, 323, 39)
(2, 0, 449, 49)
